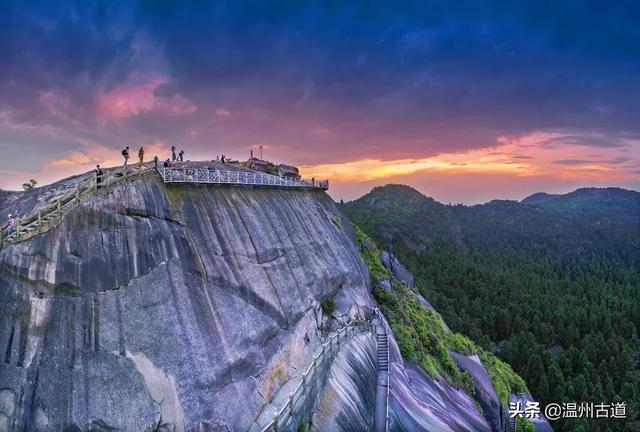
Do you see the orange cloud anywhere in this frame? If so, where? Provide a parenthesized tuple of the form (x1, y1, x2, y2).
(300, 131, 639, 186)
(47, 140, 168, 172)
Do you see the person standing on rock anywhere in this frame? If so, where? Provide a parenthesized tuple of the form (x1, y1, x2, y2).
(6, 214, 15, 235)
(171, 145, 177, 161)
(138, 147, 144, 166)
(122, 147, 130, 167)
(179, 149, 184, 162)
(154, 155, 159, 169)
(95, 165, 104, 189)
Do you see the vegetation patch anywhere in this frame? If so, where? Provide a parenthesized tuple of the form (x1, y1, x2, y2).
(321, 298, 337, 317)
(53, 281, 81, 297)
(354, 225, 526, 404)
(331, 215, 342, 229)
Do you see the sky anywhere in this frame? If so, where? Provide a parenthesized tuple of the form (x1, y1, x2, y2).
(0, 1, 638, 204)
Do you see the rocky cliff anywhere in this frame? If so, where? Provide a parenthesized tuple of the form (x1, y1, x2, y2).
(0, 169, 526, 431)
(0, 171, 373, 431)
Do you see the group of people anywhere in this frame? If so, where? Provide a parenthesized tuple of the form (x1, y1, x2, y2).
(120, 146, 186, 168)
(121, 146, 146, 167)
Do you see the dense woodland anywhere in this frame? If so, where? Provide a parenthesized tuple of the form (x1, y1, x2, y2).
(343, 185, 640, 432)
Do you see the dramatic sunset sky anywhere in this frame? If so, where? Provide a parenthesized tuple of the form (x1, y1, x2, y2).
(1, 1, 638, 203)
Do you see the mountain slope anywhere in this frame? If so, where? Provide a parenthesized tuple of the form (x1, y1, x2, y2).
(343, 184, 640, 432)
(0, 172, 521, 432)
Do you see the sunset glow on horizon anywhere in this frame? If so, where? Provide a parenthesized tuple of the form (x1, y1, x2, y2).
(0, 2, 638, 203)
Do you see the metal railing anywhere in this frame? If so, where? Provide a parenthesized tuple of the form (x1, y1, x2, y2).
(385, 330, 390, 432)
(0, 162, 329, 247)
(157, 166, 329, 190)
(260, 320, 375, 432)
(1, 163, 153, 247)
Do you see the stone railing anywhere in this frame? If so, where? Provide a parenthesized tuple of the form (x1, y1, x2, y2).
(258, 320, 375, 432)
(157, 166, 329, 190)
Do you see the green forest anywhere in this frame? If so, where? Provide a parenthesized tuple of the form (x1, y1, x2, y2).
(343, 185, 640, 432)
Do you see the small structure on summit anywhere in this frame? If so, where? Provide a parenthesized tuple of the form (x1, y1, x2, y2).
(247, 158, 301, 179)
(277, 163, 300, 179)
(247, 157, 278, 175)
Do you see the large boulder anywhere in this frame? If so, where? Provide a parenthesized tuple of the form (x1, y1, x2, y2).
(380, 250, 414, 287)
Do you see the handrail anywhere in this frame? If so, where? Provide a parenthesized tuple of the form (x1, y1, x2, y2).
(385, 329, 390, 432)
(157, 166, 329, 190)
(0, 161, 329, 247)
(259, 320, 375, 432)
(0, 163, 153, 247)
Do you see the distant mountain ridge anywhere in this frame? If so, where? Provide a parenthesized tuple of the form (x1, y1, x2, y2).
(521, 187, 640, 221)
(341, 184, 639, 265)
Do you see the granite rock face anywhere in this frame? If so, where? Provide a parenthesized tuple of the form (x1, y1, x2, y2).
(0, 171, 516, 432)
(451, 352, 505, 432)
(379, 315, 492, 432)
(0, 173, 370, 431)
(380, 250, 414, 288)
(310, 333, 377, 431)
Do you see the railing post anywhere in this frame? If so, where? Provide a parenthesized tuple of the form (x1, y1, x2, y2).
(37, 209, 41, 226)
(289, 392, 294, 417)
(15, 219, 20, 239)
(302, 372, 307, 391)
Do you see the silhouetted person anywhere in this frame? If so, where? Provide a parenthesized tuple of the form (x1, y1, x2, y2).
(179, 149, 184, 162)
(154, 155, 159, 169)
(138, 147, 144, 166)
(163, 159, 171, 168)
(95, 165, 104, 189)
(171, 145, 177, 161)
(122, 147, 130, 167)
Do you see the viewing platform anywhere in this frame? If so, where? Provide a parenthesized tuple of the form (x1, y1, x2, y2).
(1, 160, 329, 247)
(157, 161, 329, 190)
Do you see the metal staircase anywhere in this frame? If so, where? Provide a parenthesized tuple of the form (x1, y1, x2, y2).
(375, 328, 390, 432)
(377, 332, 389, 371)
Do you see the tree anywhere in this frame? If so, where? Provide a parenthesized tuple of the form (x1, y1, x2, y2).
(320, 298, 336, 317)
(22, 179, 37, 191)
(515, 416, 534, 432)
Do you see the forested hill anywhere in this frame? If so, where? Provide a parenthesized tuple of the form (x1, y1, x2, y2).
(342, 184, 640, 432)
(522, 187, 640, 221)
(343, 184, 639, 266)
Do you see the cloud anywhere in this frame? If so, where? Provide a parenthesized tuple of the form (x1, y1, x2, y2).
(553, 159, 593, 165)
(553, 156, 632, 165)
(541, 135, 628, 149)
(0, 0, 639, 200)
